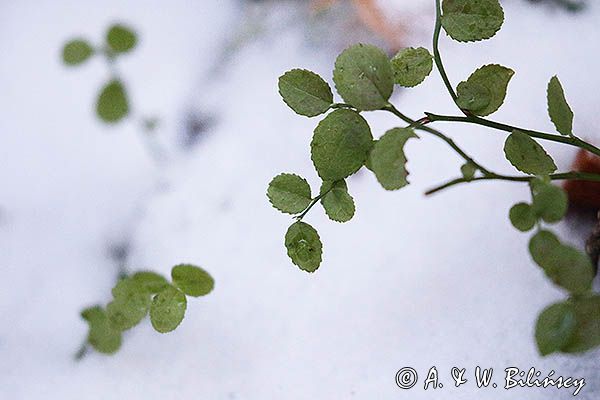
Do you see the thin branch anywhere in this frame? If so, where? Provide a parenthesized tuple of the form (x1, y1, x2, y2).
(425, 112, 600, 158)
(425, 171, 600, 196)
(383, 104, 492, 175)
(432, 0, 459, 105)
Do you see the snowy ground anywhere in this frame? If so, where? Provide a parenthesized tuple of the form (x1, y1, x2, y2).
(1, 0, 599, 399)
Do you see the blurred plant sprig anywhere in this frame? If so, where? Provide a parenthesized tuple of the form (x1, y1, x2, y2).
(77, 264, 214, 358)
(268, 0, 600, 355)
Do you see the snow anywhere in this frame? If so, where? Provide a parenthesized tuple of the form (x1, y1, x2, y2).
(1, 0, 599, 399)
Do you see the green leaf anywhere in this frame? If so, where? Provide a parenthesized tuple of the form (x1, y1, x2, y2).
(62, 39, 93, 65)
(284, 221, 322, 273)
(96, 80, 129, 123)
(171, 264, 214, 297)
(509, 202, 536, 232)
(503, 131, 557, 175)
(320, 180, 355, 223)
(390, 47, 433, 88)
(150, 285, 187, 333)
(441, 0, 504, 42)
(106, 278, 151, 331)
(456, 64, 514, 116)
(106, 24, 137, 54)
(81, 306, 122, 354)
(332, 44, 394, 111)
(531, 181, 568, 223)
(131, 271, 170, 293)
(529, 230, 594, 294)
(367, 128, 417, 190)
(535, 302, 576, 356)
(311, 109, 373, 181)
(460, 162, 477, 181)
(561, 295, 600, 353)
(547, 76, 573, 136)
(528, 229, 561, 267)
(278, 69, 333, 117)
(267, 173, 312, 214)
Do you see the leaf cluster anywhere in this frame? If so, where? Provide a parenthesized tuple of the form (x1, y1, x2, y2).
(269, 0, 600, 356)
(81, 264, 214, 355)
(62, 24, 137, 123)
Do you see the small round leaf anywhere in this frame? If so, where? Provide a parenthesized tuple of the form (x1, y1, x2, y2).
(333, 44, 394, 110)
(456, 64, 514, 116)
(278, 69, 333, 117)
(547, 76, 573, 136)
(390, 47, 433, 88)
(267, 173, 312, 214)
(320, 180, 355, 223)
(106, 278, 151, 331)
(503, 131, 557, 175)
(150, 285, 187, 333)
(285, 221, 322, 273)
(311, 109, 373, 181)
(171, 264, 214, 297)
(96, 80, 129, 123)
(81, 306, 122, 354)
(367, 127, 417, 190)
(529, 230, 593, 295)
(535, 302, 576, 356)
(62, 39, 93, 65)
(531, 182, 568, 223)
(106, 24, 137, 54)
(561, 295, 600, 353)
(460, 162, 477, 181)
(131, 271, 170, 293)
(441, 0, 504, 43)
(509, 202, 536, 232)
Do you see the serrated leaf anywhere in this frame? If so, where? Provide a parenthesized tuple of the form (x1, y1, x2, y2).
(278, 69, 333, 117)
(171, 264, 214, 297)
(441, 0, 504, 42)
(460, 162, 477, 180)
(332, 44, 394, 111)
(319, 180, 355, 223)
(96, 80, 129, 123)
(529, 230, 594, 294)
(509, 202, 536, 232)
(390, 47, 433, 88)
(106, 24, 137, 54)
(367, 127, 417, 190)
(503, 130, 557, 175)
(131, 271, 170, 293)
(456, 64, 514, 116)
(547, 76, 573, 136)
(62, 39, 93, 65)
(531, 181, 568, 223)
(561, 295, 600, 353)
(311, 109, 373, 181)
(81, 306, 122, 354)
(106, 278, 151, 331)
(150, 285, 187, 333)
(284, 221, 322, 273)
(535, 302, 576, 356)
(267, 173, 312, 214)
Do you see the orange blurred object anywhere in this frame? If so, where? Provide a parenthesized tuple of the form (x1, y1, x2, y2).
(311, 0, 407, 51)
(563, 149, 600, 210)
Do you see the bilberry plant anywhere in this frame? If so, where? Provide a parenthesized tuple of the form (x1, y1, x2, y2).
(268, 0, 600, 355)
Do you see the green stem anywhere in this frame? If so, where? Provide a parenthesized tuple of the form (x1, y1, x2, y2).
(425, 171, 600, 196)
(383, 104, 492, 175)
(425, 112, 600, 158)
(433, 0, 458, 104)
(295, 188, 332, 221)
(74, 342, 88, 361)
